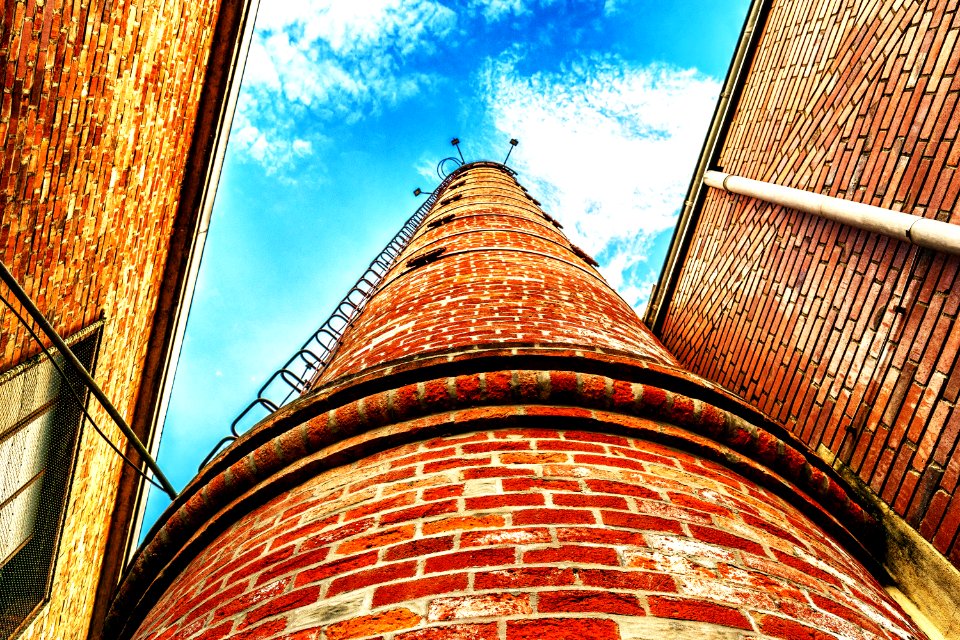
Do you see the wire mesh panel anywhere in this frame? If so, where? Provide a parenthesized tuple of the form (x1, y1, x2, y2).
(0, 326, 100, 639)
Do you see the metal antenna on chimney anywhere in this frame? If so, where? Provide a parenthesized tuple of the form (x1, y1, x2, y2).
(435, 137, 466, 178)
(451, 137, 465, 163)
(503, 138, 519, 166)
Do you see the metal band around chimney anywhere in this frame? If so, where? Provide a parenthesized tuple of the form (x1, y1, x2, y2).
(703, 170, 960, 256)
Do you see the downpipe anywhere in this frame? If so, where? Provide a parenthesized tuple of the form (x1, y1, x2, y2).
(704, 171, 960, 255)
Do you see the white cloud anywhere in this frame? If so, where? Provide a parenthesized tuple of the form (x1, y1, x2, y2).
(415, 156, 442, 183)
(232, 0, 456, 175)
(478, 53, 719, 310)
(255, 1, 456, 55)
(468, 0, 529, 21)
(467, 0, 616, 23)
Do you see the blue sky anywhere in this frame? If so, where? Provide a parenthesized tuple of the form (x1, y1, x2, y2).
(141, 0, 750, 534)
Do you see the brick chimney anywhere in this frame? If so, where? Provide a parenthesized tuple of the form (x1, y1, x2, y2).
(107, 162, 925, 639)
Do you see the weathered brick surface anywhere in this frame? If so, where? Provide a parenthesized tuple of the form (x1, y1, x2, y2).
(1, 0, 221, 636)
(661, 0, 960, 564)
(132, 429, 922, 639)
(316, 165, 676, 385)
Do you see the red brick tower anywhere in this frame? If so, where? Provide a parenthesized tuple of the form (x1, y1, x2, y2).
(107, 162, 925, 639)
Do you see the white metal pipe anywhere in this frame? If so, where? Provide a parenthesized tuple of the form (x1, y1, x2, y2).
(703, 171, 960, 256)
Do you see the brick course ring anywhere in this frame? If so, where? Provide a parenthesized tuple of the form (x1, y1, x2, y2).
(106, 364, 882, 638)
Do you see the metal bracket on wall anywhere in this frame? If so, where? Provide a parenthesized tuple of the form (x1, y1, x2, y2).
(0, 261, 178, 500)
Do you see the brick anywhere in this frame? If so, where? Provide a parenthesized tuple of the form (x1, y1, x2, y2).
(428, 593, 532, 621)
(512, 508, 595, 525)
(380, 500, 459, 525)
(770, 550, 843, 588)
(255, 547, 332, 586)
(295, 518, 375, 552)
(281, 629, 323, 640)
(345, 493, 417, 522)
(424, 457, 492, 474)
(502, 478, 582, 493)
(423, 514, 506, 534)
(501, 452, 569, 464)
(463, 441, 531, 453)
(423, 485, 465, 501)
(461, 528, 552, 547)
(385, 536, 456, 560)
(325, 609, 422, 640)
(205, 542, 268, 585)
(241, 585, 321, 628)
(271, 514, 346, 550)
(427, 434, 490, 448)
(573, 454, 645, 471)
(350, 468, 417, 492)
(584, 479, 659, 500)
(634, 499, 715, 526)
(648, 596, 752, 630)
(193, 621, 236, 640)
(667, 493, 731, 516)
(538, 590, 645, 616)
(168, 578, 248, 623)
(756, 614, 837, 640)
(535, 439, 606, 453)
(522, 545, 619, 565)
(293, 551, 379, 588)
(601, 510, 683, 534)
(552, 493, 629, 509)
(327, 561, 417, 597)
(808, 593, 886, 636)
(474, 567, 577, 589)
(579, 569, 677, 593)
(556, 526, 645, 546)
(462, 467, 536, 479)
(212, 577, 289, 623)
(465, 493, 545, 510)
(373, 574, 470, 607)
(687, 525, 767, 556)
(335, 525, 416, 555)
(230, 620, 287, 640)
(425, 548, 516, 573)
(396, 624, 499, 640)
(506, 619, 621, 640)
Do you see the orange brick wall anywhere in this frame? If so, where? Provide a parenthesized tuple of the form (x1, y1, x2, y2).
(660, 0, 960, 565)
(131, 428, 921, 640)
(0, 0, 221, 636)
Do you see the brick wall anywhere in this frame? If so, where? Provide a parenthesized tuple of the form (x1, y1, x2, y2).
(317, 163, 676, 386)
(0, 0, 222, 636)
(131, 427, 922, 640)
(659, 0, 960, 565)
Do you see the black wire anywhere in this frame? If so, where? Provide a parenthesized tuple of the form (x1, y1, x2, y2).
(0, 291, 167, 493)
